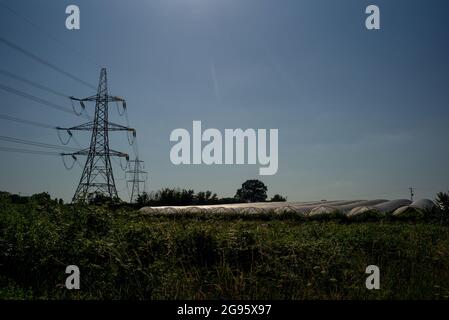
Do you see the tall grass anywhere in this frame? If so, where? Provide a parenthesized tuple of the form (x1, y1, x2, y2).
(1, 196, 449, 299)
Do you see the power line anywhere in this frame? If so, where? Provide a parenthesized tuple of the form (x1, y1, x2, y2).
(0, 146, 61, 156)
(0, 36, 97, 90)
(0, 113, 55, 129)
(0, 139, 84, 171)
(0, 114, 85, 150)
(0, 134, 79, 152)
(0, 114, 84, 149)
(0, 1, 102, 69)
(71, 135, 83, 148)
(0, 83, 89, 117)
(0, 25, 143, 196)
(0, 83, 73, 114)
(0, 69, 69, 98)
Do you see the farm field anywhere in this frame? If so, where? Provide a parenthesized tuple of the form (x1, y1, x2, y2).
(1, 195, 449, 300)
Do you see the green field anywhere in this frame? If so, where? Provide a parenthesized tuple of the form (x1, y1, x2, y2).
(1, 195, 449, 300)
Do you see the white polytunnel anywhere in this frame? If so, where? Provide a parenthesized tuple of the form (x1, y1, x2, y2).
(139, 198, 436, 218)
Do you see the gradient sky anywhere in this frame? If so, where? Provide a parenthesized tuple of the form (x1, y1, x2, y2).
(0, 0, 448, 202)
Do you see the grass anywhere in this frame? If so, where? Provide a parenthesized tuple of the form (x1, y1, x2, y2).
(1, 196, 449, 300)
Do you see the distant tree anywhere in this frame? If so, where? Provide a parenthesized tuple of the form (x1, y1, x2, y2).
(180, 189, 195, 205)
(87, 192, 118, 205)
(235, 179, 268, 203)
(155, 188, 176, 205)
(196, 191, 218, 205)
(9, 193, 27, 204)
(196, 191, 207, 204)
(30, 192, 52, 204)
(436, 191, 449, 213)
(136, 192, 151, 207)
(145, 186, 256, 206)
(152, 188, 195, 206)
(270, 194, 287, 202)
(206, 191, 218, 204)
(0, 191, 10, 197)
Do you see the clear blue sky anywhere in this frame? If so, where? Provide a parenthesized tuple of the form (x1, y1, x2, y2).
(1, 0, 448, 202)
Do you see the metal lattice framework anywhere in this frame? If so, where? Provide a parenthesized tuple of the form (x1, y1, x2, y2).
(58, 68, 135, 203)
(126, 158, 147, 203)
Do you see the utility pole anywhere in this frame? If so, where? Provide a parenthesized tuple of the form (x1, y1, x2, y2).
(58, 68, 135, 203)
(126, 158, 147, 203)
(409, 187, 415, 202)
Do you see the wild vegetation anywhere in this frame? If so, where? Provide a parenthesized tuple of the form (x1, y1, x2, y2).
(135, 179, 286, 206)
(1, 190, 449, 300)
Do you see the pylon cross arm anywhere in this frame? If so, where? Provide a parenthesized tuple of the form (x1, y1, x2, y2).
(61, 149, 128, 158)
(108, 122, 135, 133)
(57, 121, 135, 133)
(70, 94, 126, 103)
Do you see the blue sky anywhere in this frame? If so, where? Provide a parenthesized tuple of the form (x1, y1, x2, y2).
(0, 0, 449, 202)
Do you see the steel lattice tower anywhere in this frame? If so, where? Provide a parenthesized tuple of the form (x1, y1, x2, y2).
(126, 158, 147, 203)
(58, 68, 135, 203)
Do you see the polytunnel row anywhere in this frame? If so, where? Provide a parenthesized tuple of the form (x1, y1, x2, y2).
(139, 198, 436, 218)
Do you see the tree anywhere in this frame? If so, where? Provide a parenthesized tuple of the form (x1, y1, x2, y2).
(196, 191, 207, 204)
(87, 192, 119, 205)
(180, 189, 195, 205)
(235, 179, 267, 203)
(155, 188, 178, 205)
(196, 191, 218, 204)
(206, 191, 218, 204)
(436, 191, 449, 213)
(136, 192, 151, 207)
(30, 192, 52, 205)
(270, 194, 287, 202)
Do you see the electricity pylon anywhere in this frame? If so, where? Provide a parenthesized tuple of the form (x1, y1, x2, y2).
(126, 158, 147, 203)
(58, 68, 135, 203)
(409, 187, 415, 202)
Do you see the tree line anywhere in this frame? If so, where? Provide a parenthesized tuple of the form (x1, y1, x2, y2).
(136, 179, 287, 207)
(0, 179, 287, 207)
